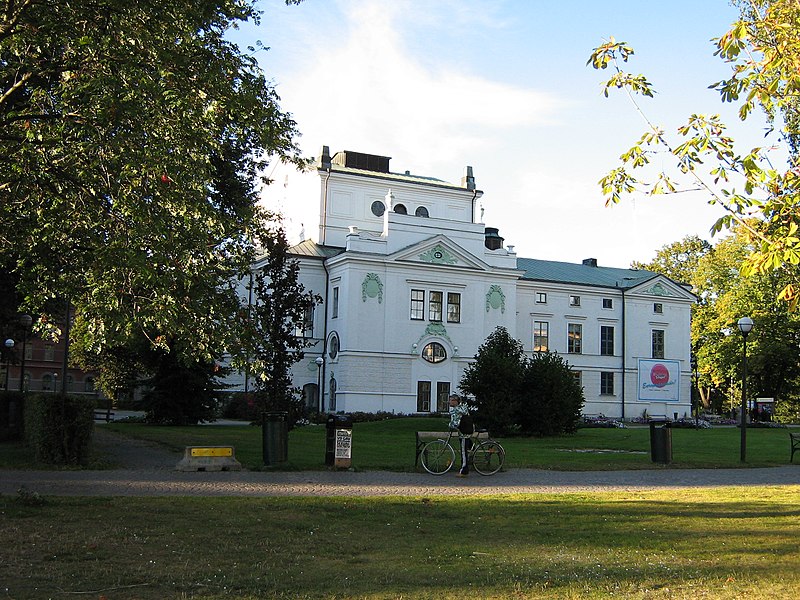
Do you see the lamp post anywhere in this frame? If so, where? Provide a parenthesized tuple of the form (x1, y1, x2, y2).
(314, 357, 324, 412)
(18, 314, 32, 392)
(3, 339, 14, 390)
(737, 316, 754, 463)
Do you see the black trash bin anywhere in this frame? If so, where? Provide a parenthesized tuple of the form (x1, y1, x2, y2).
(262, 411, 288, 466)
(649, 420, 672, 464)
(325, 414, 353, 469)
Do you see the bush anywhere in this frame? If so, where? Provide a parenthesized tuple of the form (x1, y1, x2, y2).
(0, 390, 25, 441)
(23, 393, 94, 465)
(520, 352, 584, 436)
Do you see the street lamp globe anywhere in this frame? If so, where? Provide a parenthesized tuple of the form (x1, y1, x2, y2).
(4, 339, 13, 350)
(737, 316, 754, 335)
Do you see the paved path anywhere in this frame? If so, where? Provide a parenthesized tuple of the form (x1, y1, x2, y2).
(1, 464, 799, 498)
(1, 429, 797, 497)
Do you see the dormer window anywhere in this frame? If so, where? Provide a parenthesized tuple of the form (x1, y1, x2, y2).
(394, 203, 407, 214)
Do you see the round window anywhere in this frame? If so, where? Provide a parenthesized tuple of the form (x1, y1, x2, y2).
(422, 342, 447, 364)
(328, 333, 339, 360)
(415, 206, 429, 218)
(393, 203, 407, 215)
(371, 201, 386, 217)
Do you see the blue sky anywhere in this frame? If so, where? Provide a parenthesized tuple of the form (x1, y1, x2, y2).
(231, 0, 773, 267)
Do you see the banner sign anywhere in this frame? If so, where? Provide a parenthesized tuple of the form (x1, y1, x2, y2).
(637, 359, 680, 402)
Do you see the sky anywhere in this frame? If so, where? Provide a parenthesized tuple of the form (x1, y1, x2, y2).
(230, 0, 776, 268)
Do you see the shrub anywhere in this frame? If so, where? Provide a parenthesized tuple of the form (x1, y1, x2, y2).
(0, 390, 25, 441)
(520, 352, 585, 436)
(23, 393, 94, 465)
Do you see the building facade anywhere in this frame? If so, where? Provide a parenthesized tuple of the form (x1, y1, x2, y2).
(236, 147, 696, 420)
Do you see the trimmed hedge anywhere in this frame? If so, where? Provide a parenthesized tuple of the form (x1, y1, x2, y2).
(23, 393, 94, 465)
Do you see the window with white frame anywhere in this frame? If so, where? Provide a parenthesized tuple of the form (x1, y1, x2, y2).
(447, 293, 461, 323)
(533, 321, 549, 352)
(652, 329, 665, 359)
(295, 304, 314, 337)
(429, 291, 443, 322)
(572, 371, 582, 388)
(536, 292, 547, 304)
(600, 326, 614, 356)
(603, 298, 613, 309)
(568, 323, 582, 353)
(654, 302, 663, 314)
(600, 372, 615, 395)
(569, 295, 581, 307)
(410, 288, 461, 323)
(410, 289, 425, 320)
(332, 286, 339, 319)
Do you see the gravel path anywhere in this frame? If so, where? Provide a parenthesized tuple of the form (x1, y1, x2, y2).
(0, 429, 797, 498)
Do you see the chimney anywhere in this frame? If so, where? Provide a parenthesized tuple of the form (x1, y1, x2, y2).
(319, 145, 331, 169)
(461, 166, 476, 190)
(582, 258, 598, 267)
(484, 227, 504, 250)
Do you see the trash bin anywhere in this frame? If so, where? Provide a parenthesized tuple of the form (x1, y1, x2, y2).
(325, 414, 353, 469)
(649, 420, 672, 464)
(262, 411, 288, 466)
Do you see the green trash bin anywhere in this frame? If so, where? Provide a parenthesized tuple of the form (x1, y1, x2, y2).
(649, 420, 672, 464)
(262, 411, 288, 466)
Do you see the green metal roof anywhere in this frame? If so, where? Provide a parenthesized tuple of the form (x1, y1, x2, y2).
(288, 239, 344, 259)
(516, 257, 658, 290)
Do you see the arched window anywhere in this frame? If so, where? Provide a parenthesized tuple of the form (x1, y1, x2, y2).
(393, 203, 407, 214)
(415, 206, 429, 218)
(422, 342, 447, 364)
(41, 373, 53, 391)
(370, 200, 386, 217)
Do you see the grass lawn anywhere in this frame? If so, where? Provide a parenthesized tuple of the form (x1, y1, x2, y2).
(72, 417, 800, 471)
(1, 486, 798, 599)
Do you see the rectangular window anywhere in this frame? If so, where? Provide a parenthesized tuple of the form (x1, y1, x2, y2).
(600, 326, 614, 356)
(411, 289, 425, 320)
(447, 293, 461, 323)
(568, 323, 582, 354)
(417, 381, 431, 412)
(332, 287, 339, 319)
(654, 302, 663, 314)
(536, 292, 547, 304)
(436, 382, 451, 412)
(429, 291, 443, 322)
(603, 298, 613, 309)
(533, 321, 549, 352)
(569, 295, 581, 307)
(44, 344, 54, 361)
(572, 371, 582, 388)
(24, 345, 32, 361)
(600, 372, 615, 395)
(652, 329, 665, 359)
(295, 304, 314, 337)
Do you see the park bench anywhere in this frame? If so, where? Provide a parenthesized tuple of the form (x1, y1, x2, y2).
(93, 410, 114, 422)
(175, 446, 242, 472)
(414, 430, 488, 467)
(791, 432, 800, 463)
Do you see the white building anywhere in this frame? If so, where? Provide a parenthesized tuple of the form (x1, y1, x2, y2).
(239, 147, 696, 420)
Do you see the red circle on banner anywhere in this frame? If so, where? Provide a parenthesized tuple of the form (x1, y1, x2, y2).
(650, 364, 670, 387)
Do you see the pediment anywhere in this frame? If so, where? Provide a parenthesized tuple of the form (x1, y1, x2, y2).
(628, 275, 696, 302)
(388, 235, 490, 271)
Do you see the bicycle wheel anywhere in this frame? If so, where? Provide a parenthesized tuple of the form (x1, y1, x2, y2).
(421, 440, 455, 475)
(472, 440, 505, 475)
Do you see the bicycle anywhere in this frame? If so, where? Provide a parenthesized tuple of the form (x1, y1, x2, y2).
(420, 428, 505, 475)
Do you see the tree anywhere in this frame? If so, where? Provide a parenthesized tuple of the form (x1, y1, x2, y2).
(460, 327, 584, 435)
(1, 1, 302, 366)
(242, 226, 320, 424)
(588, 0, 800, 307)
(630, 235, 711, 286)
(460, 327, 526, 434)
(519, 352, 584, 436)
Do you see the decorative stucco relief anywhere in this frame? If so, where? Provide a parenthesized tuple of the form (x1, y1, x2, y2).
(362, 273, 383, 303)
(419, 244, 457, 265)
(486, 285, 506, 313)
